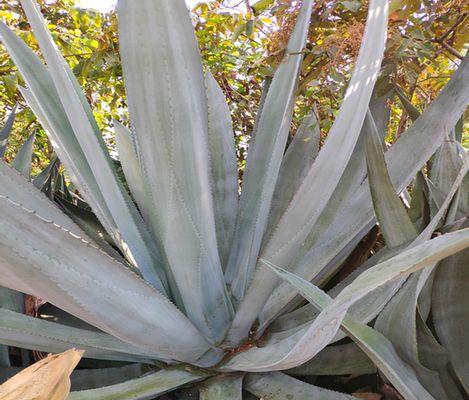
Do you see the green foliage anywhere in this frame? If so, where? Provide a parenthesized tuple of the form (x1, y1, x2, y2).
(0, 0, 468, 399)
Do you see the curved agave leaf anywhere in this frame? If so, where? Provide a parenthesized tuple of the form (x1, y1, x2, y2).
(205, 71, 239, 268)
(228, 0, 388, 344)
(68, 368, 208, 400)
(224, 0, 314, 301)
(265, 256, 407, 353)
(375, 272, 450, 399)
(226, 230, 469, 372)
(373, 147, 468, 333)
(245, 263, 441, 399)
(245, 372, 358, 400)
(265, 248, 419, 358)
(287, 343, 376, 376)
(118, 0, 231, 342)
(259, 52, 469, 323)
(0, 104, 17, 157)
(269, 160, 466, 347)
(0, 5, 168, 295)
(11, 130, 35, 178)
(0, 309, 153, 363)
(0, 196, 217, 364)
(366, 113, 468, 398)
(199, 375, 243, 400)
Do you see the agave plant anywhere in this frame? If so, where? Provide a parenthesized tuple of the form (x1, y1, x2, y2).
(0, 0, 468, 398)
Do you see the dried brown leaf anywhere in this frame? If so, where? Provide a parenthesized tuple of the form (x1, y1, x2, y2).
(0, 348, 83, 400)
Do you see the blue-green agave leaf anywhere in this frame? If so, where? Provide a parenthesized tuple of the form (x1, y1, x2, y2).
(205, 71, 239, 268)
(199, 375, 243, 400)
(228, 0, 388, 344)
(0, 195, 218, 364)
(0, 308, 154, 363)
(432, 233, 469, 394)
(260, 53, 469, 323)
(245, 372, 358, 400)
(32, 155, 58, 190)
(226, 230, 469, 373)
(287, 343, 376, 376)
(365, 109, 417, 246)
(224, 0, 313, 303)
(2, 2, 168, 295)
(12, 130, 35, 178)
(118, 0, 232, 341)
(263, 110, 321, 240)
(68, 368, 209, 400)
(113, 120, 148, 220)
(71, 364, 148, 392)
(0, 104, 17, 158)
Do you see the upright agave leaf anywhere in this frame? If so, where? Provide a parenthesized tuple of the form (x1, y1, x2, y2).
(33, 155, 58, 191)
(261, 80, 394, 327)
(364, 110, 417, 246)
(228, 0, 389, 344)
(0, 104, 17, 157)
(118, 0, 232, 342)
(431, 133, 466, 199)
(11, 131, 35, 178)
(204, 71, 239, 268)
(113, 120, 147, 220)
(263, 110, 321, 240)
(432, 243, 469, 395)
(0, 2, 169, 295)
(224, 0, 314, 303)
(260, 53, 469, 323)
(261, 0, 388, 269)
